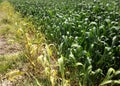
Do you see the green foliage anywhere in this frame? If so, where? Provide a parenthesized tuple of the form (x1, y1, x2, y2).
(0, 0, 2, 3)
(9, 0, 120, 85)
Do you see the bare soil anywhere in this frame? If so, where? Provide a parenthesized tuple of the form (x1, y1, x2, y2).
(0, 36, 21, 55)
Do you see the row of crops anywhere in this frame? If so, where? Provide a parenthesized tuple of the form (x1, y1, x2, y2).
(9, 0, 120, 85)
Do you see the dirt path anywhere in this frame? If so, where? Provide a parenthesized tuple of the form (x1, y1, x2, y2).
(0, 36, 21, 55)
(0, 36, 8, 55)
(0, 3, 21, 55)
(0, 1, 25, 86)
(0, 10, 7, 55)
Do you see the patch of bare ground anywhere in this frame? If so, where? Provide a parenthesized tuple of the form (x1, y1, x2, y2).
(0, 1, 26, 86)
(0, 36, 21, 55)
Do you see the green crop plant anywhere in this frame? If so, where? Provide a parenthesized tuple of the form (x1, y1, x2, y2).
(8, 0, 120, 85)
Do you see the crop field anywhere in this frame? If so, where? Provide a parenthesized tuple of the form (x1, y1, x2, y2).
(0, 0, 120, 86)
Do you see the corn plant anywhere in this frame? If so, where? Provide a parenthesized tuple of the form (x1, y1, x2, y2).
(9, 0, 120, 85)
